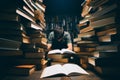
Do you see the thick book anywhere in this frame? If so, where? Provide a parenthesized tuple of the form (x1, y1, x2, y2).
(0, 49, 23, 56)
(24, 52, 44, 58)
(0, 38, 21, 50)
(7, 65, 35, 76)
(94, 66, 120, 76)
(40, 63, 89, 78)
(0, 21, 25, 30)
(0, 13, 21, 22)
(48, 49, 75, 54)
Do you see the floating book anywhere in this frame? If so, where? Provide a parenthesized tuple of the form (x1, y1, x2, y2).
(48, 49, 75, 54)
(40, 63, 89, 78)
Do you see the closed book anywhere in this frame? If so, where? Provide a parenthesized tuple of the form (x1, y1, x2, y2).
(0, 0, 25, 12)
(0, 49, 23, 56)
(7, 65, 35, 76)
(96, 28, 117, 36)
(89, 0, 109, 9)
(0, 35, 30, 43)
(34, 0, 46, 12)
(90, 16, 117, 29)
(0, 38, 21, 50)
(24, 52, 44, 58)
(25, 21, 43, 30)
(88, 56, 120, 67)
(96, 44, 120, 52)
(0, 13, 21, 22)
(0, 21, 25, 31)
(78, 30, 96, 38)
(0, 29, 26, 36)
(15, 58, 42, 64)
(94, 66, 120, 76)
(23, 5, 34, 17)
(16, 8, 35, 23)
(92, 51, 118, 58)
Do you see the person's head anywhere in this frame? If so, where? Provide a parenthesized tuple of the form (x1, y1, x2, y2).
(54, 25, 64, 40)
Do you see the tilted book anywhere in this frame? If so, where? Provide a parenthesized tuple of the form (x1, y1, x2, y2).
(40, 63, 89, 78)
(48, 49, 75, 54)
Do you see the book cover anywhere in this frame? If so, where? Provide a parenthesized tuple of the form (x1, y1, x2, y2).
(40, 63, 89, 78)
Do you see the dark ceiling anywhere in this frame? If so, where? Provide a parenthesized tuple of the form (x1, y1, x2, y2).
(43, 0, 84, 16)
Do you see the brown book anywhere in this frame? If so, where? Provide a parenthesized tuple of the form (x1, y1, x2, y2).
(25, 52, 44, 58)
(80, 26, 94, 33)
(0, 35, 30, 44)
(23, 0, 35, 12)
(23, 5, 34, 17)
(97, 28, 116, 36)
(0, 49, 23, 56)
(77, 41, 98, 48)
(7, 65, 35, 76)
(48, 54, 63, 60)
(90, 11, 117, 22)
(15, 58, 42, 65)
(96, 44, 119, 52)
(98, 35, 112, 42)
(0, 29, 26, 36)
(80, 3, 117, 24)
(94, 66, 120, 76)
(89, 0, 109, 9)
(0, 21, 25, 30)
(88, 57, 98, 66)
(0, 13, 21, 22)
(34, 0, 46, 12)
(81, 0, 92, 17)
(90, 16, 117, 29)
(79, 47, 96, 52)
(0, 38, 21, 50)
(80, 36, 98, 41)
(89, 55, 120, 67)
(78, 30, 96, 38)
(91, 51, 118, 58)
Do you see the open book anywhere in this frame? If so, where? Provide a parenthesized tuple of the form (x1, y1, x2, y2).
(40, 63, 89, 78)
(48, 49, 75, 54)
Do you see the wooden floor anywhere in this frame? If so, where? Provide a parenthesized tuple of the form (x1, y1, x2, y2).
(1, 69, 117, 80)
(0, 62, 118, 80)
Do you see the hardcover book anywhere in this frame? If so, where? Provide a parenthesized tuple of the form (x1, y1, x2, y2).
(7, 65, 35, 76)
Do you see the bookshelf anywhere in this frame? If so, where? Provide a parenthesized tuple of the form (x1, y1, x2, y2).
(0, 0, 47, 76)
(74, 0, 120, 77)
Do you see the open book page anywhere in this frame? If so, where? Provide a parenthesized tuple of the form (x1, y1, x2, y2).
(48, 49, 62, 54)
(40, 63, 89, 78)
(61, 49, 75, 54)
(48, 49, 75, 54)
(40, 64, 65, 78)
(62, 63, 89, 75)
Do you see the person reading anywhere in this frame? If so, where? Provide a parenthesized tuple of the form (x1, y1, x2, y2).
(47, 25, 72, 51)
